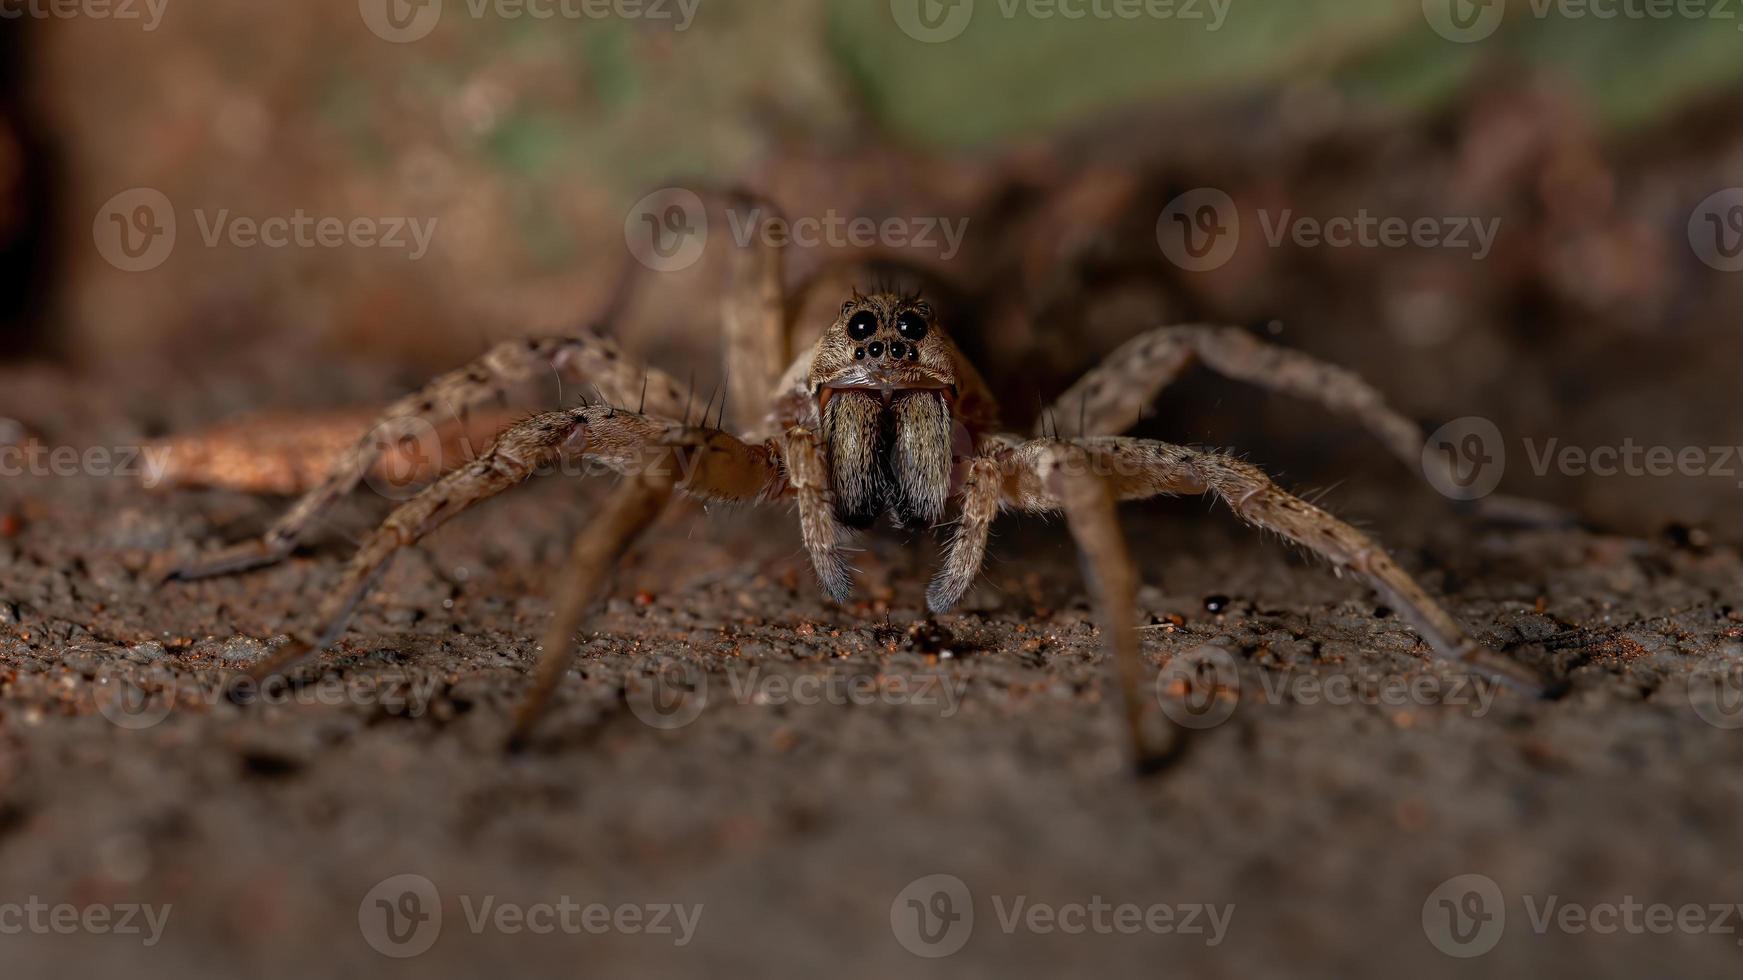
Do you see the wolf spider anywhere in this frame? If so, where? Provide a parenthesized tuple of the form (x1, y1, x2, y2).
(168, 211, 1542, 765)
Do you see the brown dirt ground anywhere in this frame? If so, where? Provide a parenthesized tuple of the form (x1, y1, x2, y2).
(1, 386, 1741, 980)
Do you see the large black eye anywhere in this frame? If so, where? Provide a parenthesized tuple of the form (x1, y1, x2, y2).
(846, 311, 878, 341)
(896, 310, 928, 341)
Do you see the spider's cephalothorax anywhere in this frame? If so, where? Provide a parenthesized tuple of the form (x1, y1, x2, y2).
(167, 199, 1547, 763)
(810, 294, 959, 529)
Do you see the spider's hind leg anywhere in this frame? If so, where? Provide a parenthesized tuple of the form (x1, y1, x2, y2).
(230, 408, 783, 741)
(233, 408, 598, 690)
(168, 333, 690, 581)
(1042, 324, 1573, 524)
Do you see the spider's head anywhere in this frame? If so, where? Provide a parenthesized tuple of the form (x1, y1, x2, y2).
(808, 292, 957, 399)
(807, 292, 964, 531)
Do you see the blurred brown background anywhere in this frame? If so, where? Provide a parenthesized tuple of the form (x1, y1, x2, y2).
(2, 6, 1743, 980)
(3, 0, 1741, 536)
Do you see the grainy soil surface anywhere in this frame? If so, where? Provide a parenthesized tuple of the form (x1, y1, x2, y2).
(1, 389, 1740, 980)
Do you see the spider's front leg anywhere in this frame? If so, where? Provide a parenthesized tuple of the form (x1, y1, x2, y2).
(930, 435, 1545, 769)
(1006, 438, 1541, 689)
(167, 332, 691, 580)
(778, 426, 855, 601)
(508, 473, 674, 749)
(228, 407, 783, 745)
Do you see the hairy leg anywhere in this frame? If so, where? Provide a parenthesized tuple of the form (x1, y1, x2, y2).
(926, 454, 1003, 612)
(779, 426, 854, 602)
(508, 474, 674, 749)
(719, 191, 790, 431)
(234, 407, 780, 693)
(928, 440, 1192, 770)
(1037, 445, 1164, 771)
(1039, 324, 1435, 470)
(1000, 437, 1543, 691)
(171, 333, 689, 580)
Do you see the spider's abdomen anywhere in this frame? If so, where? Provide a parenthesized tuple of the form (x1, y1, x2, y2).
(823, 390, 952, 530)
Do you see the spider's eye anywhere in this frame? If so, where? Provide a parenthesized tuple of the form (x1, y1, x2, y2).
(846, 311, 878, 341)
(896, 310, 929, 342)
